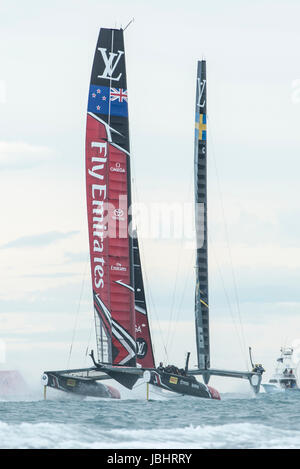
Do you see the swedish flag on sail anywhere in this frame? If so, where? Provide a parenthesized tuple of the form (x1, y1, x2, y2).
(195, 113, 206, 141)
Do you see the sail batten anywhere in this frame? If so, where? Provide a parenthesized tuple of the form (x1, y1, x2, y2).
(194, 61, 210, 370)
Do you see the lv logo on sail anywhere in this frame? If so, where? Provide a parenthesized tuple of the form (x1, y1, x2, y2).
(97, 48, 124, 81)
(136, 338, 147, 358)
(197, 78, 206, 108)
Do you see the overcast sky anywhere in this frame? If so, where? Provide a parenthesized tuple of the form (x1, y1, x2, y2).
(0, 0, 300, 393)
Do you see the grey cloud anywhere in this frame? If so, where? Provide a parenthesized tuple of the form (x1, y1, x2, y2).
(64, 251, 89, 263)
(1, 231, 80, 249)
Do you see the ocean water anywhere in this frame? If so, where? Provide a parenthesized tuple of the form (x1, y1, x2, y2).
(0, 386, 300, 449)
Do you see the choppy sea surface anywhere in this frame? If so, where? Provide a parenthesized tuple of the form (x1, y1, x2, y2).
(0, 386, 300, 449)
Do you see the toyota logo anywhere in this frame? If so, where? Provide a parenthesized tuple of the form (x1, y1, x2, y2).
(114, 208, 124, 217)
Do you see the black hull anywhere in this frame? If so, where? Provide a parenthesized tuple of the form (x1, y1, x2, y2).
(149, 370, 220, 399)
(43, 372, 120, 399)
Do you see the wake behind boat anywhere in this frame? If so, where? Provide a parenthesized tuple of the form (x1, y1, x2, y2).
(262, 347, 299, 393)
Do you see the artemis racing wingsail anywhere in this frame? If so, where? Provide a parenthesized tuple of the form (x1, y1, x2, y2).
(194, 61, 210, 371)
(142, 60, 265, 399)
(186, 61, 264, 394)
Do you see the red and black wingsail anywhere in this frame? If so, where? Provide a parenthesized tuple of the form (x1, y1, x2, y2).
(85, 28, 136, 366)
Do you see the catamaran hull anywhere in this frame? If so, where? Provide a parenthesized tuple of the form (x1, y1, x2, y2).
(42, 372, 120, 399)
(149, 371, 220, 400)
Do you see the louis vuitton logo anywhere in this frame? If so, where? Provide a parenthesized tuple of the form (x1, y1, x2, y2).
(98, 48, 124, 81)
(137, 341, 145, 356)
(197, 78, 206, 108)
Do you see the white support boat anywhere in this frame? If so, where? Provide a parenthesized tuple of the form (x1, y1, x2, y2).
(262, 347, 299, 393)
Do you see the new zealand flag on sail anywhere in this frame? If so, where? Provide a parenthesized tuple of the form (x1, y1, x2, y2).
(88, 85, 128, 117)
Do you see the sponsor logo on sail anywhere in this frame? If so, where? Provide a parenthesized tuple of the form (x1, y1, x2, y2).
(136, 338, 148, 359)
(197, 78, 206, 108)
(97, 48, 124, 81)
(110, 162, 125, 173)
(89, 140, 108, 290)
(112, 208, 125, 220)
(111, 262, 127, 272)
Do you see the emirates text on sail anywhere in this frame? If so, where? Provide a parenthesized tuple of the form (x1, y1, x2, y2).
(89, 140, 108, 289)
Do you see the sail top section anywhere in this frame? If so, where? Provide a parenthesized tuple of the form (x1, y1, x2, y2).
(88, 28, 129, 152)
(194, 60, 210, 370)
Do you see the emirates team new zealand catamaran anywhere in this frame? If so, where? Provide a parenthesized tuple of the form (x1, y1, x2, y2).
(42, 27, 264, 400)
(42, 27, 155, 399)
